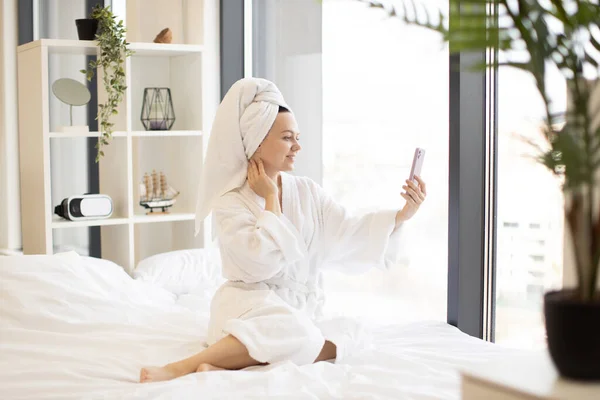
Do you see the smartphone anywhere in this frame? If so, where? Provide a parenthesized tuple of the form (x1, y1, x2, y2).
(409, 147, 425, 182)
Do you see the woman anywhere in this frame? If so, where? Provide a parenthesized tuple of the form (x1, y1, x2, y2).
(140, 78, 426, 382)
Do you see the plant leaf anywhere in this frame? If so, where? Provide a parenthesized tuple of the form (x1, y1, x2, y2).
(591, 31, 600, 53)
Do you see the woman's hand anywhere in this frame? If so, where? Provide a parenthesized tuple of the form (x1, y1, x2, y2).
(248, 159, 278, 199)
(396, 175, 427, 224)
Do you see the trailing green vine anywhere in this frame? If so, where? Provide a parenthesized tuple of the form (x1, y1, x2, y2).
(80, 4, 134, 162)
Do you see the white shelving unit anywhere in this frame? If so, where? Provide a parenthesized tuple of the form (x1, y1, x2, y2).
(17, 1, 218, 272)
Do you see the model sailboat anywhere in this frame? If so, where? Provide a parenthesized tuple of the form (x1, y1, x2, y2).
(139, 170, 180, 214)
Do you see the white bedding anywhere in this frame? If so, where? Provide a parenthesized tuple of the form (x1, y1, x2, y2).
(0, 253, 521, 400)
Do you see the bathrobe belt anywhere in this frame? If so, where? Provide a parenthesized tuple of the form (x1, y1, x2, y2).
(228, 277, 318, 296)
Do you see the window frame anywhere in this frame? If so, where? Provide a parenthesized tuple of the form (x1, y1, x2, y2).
(229, 0, 500, 341)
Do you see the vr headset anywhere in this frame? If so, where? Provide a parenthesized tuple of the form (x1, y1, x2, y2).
(54, 194, 113, 221)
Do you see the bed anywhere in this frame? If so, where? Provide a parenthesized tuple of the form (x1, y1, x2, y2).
(0, 251, 525, 400)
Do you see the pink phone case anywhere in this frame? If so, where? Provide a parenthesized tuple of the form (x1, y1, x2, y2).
(409, 148, 425, 182)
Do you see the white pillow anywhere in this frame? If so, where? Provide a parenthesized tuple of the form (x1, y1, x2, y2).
(133, 248, 224, 295)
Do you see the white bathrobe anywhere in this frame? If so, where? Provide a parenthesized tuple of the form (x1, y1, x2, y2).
(206, 172, 403, 365)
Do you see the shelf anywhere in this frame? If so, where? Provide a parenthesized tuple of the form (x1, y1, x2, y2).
(17, 0, 215, 272)
(17, 39, 203, 57)
(130, 54, 203, 131)
(18, 39, 98, 55)
(48, 131, 128, 138)
(52, 213, 195, 228)
(131, 130, 202, 137)
(51, 215, 129, 229)
(47, 131, 200, 138)
(133, 213, 195, 224)
(129, 42, 204, 57)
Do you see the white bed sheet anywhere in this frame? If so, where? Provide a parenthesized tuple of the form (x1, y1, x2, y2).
(0, 253, 522, 400)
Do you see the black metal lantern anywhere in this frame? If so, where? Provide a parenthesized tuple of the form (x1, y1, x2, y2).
(140, 88, 175, 131)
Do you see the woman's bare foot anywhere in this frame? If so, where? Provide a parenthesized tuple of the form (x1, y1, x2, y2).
(196, 363, 224, 373)
(139, 364, 186, 383)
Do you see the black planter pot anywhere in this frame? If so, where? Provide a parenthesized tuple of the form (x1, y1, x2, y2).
(544, 289, 600, 381)
(75, 18, 98, 40)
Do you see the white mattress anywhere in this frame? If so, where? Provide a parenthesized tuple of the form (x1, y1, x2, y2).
(0, 253, 521, 400)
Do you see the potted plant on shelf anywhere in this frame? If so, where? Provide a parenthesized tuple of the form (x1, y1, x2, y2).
(75, 16, 98, 41)
(357, 0, 600, 380)
(80, 4, 134, 162)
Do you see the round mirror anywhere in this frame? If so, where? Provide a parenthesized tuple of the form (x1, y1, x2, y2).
(52, 78, 91, 106)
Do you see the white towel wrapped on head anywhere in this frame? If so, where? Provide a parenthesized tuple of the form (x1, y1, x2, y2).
(194, 78, 291, 235)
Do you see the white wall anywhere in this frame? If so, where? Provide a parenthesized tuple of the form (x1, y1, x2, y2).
(0, 0, 22, 254)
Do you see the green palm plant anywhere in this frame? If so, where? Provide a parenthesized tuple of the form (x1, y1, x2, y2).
(359, 0, 600, 302)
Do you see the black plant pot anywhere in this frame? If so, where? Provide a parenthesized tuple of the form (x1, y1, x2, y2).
(544, 289, 600, 381)
(75, 18, 98, 40)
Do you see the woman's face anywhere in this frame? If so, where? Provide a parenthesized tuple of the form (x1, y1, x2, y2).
(253, 111, 301, 173)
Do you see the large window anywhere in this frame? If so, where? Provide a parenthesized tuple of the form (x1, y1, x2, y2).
(320, 0, 449, 324)
(252, 0, 553, 338)
(494, 63, 566, 349)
